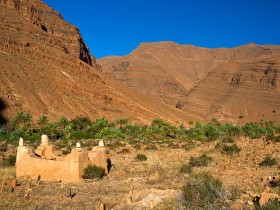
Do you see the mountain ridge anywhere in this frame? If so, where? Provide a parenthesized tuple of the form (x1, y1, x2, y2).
(99, 42, 280, 124)
(0, 0, 200, 124)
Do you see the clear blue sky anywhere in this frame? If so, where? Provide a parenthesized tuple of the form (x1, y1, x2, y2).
(42, 0, 280, 58)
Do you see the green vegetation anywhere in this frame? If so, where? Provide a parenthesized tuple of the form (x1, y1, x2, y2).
(216, 143, 241, 155)
(255, 199, 280, 210)
(189, 154, 212, 167)
(179, 164, 192, 174)
(182, 172, 227, 209)
(2, 155, 16, 167)
(82, 164, 105, 179)
(259, 156, 278, 167)
(135, 154, 147, 161)
(0, 113, 279, 144)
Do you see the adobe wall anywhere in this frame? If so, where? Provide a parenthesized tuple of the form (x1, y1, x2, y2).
(16, 136, 108, 182)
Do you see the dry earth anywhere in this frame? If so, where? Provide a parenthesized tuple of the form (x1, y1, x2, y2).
(0, 137, 279, 209)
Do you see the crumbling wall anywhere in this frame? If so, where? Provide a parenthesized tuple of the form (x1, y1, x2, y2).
(16, 136, 108, 182)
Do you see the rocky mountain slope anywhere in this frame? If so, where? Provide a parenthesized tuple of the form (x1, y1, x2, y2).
(99, 42, 280, 124)
(0, 0, 199, 124)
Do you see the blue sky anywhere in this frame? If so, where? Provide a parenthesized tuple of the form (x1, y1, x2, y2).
(42, 0, 280, 58)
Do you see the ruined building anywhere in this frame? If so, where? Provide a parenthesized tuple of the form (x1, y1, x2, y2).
(16, 135, 109, 182)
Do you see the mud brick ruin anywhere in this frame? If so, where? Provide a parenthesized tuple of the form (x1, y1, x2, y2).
(16, 135, 109, 182)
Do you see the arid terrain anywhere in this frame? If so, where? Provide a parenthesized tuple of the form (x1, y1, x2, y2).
(0, 136, 279, 209)
(99, 42, 280, 124)
(0, 0, 280, 210)
(0, 0, 198, 125)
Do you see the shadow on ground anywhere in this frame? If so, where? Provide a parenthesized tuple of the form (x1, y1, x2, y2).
(0, 98, 7, 125)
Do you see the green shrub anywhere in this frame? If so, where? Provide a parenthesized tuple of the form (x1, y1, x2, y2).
(255, 199, 280, 210)
(2, 155, 16, 166)
(275, 136, 280, 142)
(222, 136, 234, 143)
(259, 156, 277, 167)
(183, 141, 196, 151)
(0, 142, 8, 152)
(183, 172, 226, 209)
(71, 131, 93, 140)
(82, 164, 105, 179)
(189, 154, 212, 167)
(180, 164, 192, 174)
(221, 144, 241, 155)
(133, 144, 141, 150)
(135, 154, 147, 161)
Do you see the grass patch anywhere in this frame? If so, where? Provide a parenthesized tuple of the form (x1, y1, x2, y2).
(180, 164, 192, 174)
(222, 136, 235, 143)
(189, 154, 212, 167)
(255, 199, 280, 210)
(182, 172, 227, 209)
(135, 154, 147, 161)
(221, 144, 241, 155)
(259, 156, 277, 167)
(1, 155, 16, 167)
(0, 167, 15, 182)
(82, 164, 105, 179)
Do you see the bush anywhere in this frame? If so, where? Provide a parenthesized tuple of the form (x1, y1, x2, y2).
(275, 136, 280, 142)
(189, 154, 212, 167)
(82, 164, 105, 179)
(71, 131, 93, 140)
(255, 199, 280, 210)
(180, 164, 192, 174)
(259, 156, 277, 167)
(222, 136, 234, 143)
(183, 172, 226, 209)
(2, 155, 16, 166)
(135, 154, 147, 161)
(221, 144, 241, 155)
(0, 142, 8, 152)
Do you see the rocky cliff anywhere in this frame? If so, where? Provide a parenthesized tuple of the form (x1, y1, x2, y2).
(99, 42, 280, 124)
(0, 0, 197, 124)
(0, 0, 99, 67)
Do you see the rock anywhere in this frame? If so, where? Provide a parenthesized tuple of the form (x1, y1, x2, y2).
(247, 200, 254, 206)
(1, 179, 16, 191)
(149, 171, 160, 181)
(33, 175, 41, 181)
(96, 200, 105, 210)
(259, 192, 279, 206)
(0, 186, 14, 194)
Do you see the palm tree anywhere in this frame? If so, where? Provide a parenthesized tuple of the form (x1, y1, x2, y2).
(38, 115, 49, 127)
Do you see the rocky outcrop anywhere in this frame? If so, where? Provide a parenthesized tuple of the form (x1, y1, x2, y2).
(0, 0, 96, 66)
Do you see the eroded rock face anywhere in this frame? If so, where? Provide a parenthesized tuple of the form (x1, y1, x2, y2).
(0, 0, 96, 66)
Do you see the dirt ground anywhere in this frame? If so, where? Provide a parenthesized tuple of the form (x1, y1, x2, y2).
(0, 137, 279, 209)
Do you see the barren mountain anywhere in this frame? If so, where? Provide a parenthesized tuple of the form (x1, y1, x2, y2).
(99, 42, 280, 124)
(0, 0, 199, 124)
